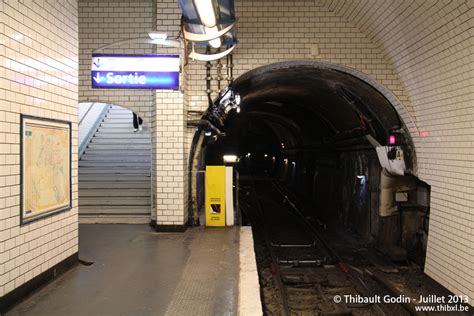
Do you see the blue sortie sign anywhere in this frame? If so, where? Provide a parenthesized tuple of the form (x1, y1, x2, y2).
(91, 54, 180, 90)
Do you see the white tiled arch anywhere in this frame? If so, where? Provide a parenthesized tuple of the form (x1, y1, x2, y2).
(78, 98, 153, 124)
(233, 60, 420, 175)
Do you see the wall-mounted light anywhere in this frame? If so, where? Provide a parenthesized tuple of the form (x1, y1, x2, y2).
(356, 175, 366, 185)
(219, 87, 241, 112)
(204, 131, 212, 136)
(148, 32, 168, 40)
(223, 155, 238, 163)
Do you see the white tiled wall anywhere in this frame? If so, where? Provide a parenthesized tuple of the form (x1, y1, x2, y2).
(186, 1, 415, 125)
(0, 0, 78, 297)
(324, 0, 474, 301)
(78, 0, 155, 122)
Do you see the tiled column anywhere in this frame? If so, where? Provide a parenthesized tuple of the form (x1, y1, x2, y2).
(152, 0, 189, 230)
(152, 91, 188, 230)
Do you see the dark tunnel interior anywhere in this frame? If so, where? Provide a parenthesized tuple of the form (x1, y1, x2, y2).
(200, 63, 430, 265)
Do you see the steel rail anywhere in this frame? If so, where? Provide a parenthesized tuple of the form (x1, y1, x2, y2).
(246, 175, 292, 316)
(269, 179, 420, 316)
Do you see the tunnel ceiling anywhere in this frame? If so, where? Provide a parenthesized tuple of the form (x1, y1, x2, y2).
(219, 64, 404, 150)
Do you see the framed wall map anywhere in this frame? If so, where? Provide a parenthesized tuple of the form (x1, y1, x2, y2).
(21, 115, 72, 224)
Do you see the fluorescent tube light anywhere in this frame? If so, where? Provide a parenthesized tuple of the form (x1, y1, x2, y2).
(195, 0, 217, 27)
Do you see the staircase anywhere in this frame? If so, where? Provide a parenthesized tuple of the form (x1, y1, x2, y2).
(79, 105, 151, 224)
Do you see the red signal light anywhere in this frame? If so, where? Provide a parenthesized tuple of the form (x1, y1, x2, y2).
(388, 133, 402, 146)
(389, 135, 396, 145)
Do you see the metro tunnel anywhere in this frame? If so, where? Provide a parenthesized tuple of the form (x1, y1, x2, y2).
(196, 62, 434, 313)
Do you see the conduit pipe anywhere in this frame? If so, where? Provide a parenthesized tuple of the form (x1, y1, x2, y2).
(187, 120, 224, 226)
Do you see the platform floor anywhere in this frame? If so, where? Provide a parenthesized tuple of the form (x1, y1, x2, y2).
(6, 224, 240, 316)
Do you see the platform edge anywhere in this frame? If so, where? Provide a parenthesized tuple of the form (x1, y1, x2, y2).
(238, 227, 263, 316)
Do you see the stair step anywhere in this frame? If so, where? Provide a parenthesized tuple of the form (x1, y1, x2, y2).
(80, 156, 150, 162)
(100, 118, 134, 123)
(79, 165, 150, 170)
(79, 169, 150, 175)
(90, 138, 150, 144)
(79, 175, 150, 181)
(99, 120, 144, 124)
(97, 129, 149, 134)
(97, 128, 149, 134)
(83, 151, 151, 157)
(79, 161, 150, 167)
(105, 114, 131, 118)
(81, 154, 151, 161)
(105, 113, 133, 117)
(96, 129, 149, 133)
(100, 122, 137, 128)
(79, 189, 150, 197)
(104, 117, 133, 121)
(82, 151, 150, 156)
(79, 182, 151, 189)
(93, 133, 150, 139)
(87, 143, 151, 150)
(79, 215, 150, 224)
(79, 205, 150, 214)
(80, 197, 151, 206)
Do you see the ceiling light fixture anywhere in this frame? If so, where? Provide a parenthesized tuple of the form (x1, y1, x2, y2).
(194, 0, 217, 28)
(148, 32, 168, 40)
(206, 26, 222, 48)
(179, 0, 237, 61)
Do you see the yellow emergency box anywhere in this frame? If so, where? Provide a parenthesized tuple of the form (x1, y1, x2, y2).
(205, 165, 226, 226)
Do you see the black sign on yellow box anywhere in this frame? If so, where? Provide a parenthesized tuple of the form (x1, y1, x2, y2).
(205, 165, 226, 226)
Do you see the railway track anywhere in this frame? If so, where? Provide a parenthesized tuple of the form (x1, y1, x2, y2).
(239, 176, 417, 316)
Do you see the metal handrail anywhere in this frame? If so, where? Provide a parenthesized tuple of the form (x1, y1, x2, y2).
(79, 104, 110, 158)
(79, 103, 94, 125)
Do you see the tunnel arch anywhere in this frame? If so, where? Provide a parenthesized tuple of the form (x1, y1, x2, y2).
(231, 60, 418, 175)
(236, 61, 418, 132)
(194, 60, 430, 265)
(209, 60, 418, 176)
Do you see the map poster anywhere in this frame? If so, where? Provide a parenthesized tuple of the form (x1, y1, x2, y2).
(21, 115, 72, 224)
